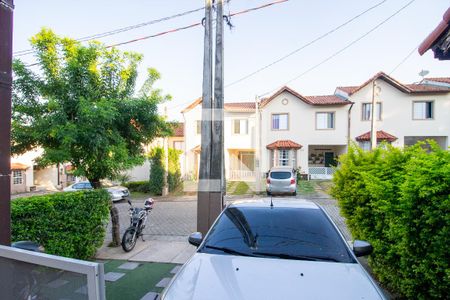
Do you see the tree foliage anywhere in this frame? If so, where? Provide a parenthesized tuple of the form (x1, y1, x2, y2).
(12, 28, 171, 186)
(331, 142, 450, 299)
(149, 147, 165, 195)
(168, 147, 182, 192)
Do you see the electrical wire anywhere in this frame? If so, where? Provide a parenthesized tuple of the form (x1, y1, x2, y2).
(13, 6, 205, 57)
(389, 44, 419, 75)
(225, 0, 387, 88)
(260, 0, 417, 97)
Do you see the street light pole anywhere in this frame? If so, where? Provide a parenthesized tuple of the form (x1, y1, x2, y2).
(0, 0, 14, 246)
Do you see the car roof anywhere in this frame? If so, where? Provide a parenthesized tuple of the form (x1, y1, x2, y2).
(269, 166, 294, 172)
(228, 198, 320, 210)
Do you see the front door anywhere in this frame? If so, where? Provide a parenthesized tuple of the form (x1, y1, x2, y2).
(324, 152, 335, 167)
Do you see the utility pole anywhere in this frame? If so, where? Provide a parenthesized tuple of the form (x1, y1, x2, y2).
(0, 0, 14, 246)
(198, 0, 226, 234)
(198, 0, 214, 235)
(370, 80, 378, 150)
(254, 95, 261, 193)
(211, 0, 225, 215)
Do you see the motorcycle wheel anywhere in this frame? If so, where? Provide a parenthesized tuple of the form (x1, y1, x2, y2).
(121, 227, 137, 252)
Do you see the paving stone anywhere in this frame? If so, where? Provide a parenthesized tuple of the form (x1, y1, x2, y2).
(118, 262, 140, 270)
(140, 291, 160, 300)
(170, 265, 182, 274)
(104, 272, 125, 282)
(155, 277, 172, 288)
(46, 279, 69, 288)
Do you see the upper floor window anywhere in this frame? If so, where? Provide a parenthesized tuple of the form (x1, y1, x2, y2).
(413, 101, 433, 120)
(12, 170, 23, 185)
(362, 103, 382, 121)
(233, 119, 248, 135)
(173, 141, 184, 151)
(272, 113, 288, 130)
(196, 120, 201, 134)
(316, 112, 335, 130)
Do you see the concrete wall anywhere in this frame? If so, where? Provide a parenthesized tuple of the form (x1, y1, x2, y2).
(349, 80, 450, 148)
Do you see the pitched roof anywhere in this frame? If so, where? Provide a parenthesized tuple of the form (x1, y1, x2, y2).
(261, 86, 350, 107)
(355, 130, 398, 142)
(418, 7, 450, 56)
(11, 162, 29, 170)
(424, 77, 450, 84)
(181, 98, 255, 113)
(337, 71, 450, 96)
(266, 140, 302, 150)
(170, 122, 184, 137)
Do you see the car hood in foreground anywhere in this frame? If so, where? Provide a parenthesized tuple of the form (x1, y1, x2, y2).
(163, 253, 384, 300)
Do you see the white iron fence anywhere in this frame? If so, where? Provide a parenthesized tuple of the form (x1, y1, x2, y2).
(308, 167, 335, 179)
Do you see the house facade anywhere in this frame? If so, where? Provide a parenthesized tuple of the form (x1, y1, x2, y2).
(181, 72, 450, 182)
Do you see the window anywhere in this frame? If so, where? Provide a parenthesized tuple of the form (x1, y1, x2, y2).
(196, 120, 201, 134)
(362, 103, 382, 121)
(278, 149, 289, 166)
(316, 112, 335, 129)
(272, 114, 288, 130)
(413, 101, 433, 120)
(359, 141, 371, 151)
(199, 206, 355, 263)
(233, 119, 248, 134)
(12, 170, 23, 185)
(173, 141, 184, 151)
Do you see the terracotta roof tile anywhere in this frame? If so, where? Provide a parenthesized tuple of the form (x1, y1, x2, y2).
(266, 140, 302, 150)
(170, 122, 184, 137)
(11, 162, 29, 170)
(355, 130, 398, 142)
(418, 7, 450, 55)
(424, 77, 450, 84)
(304, 95, 350, 105)
(224, 102, 256, 111)
(336, 86, 359, 94)
(405, 84, 450, 92)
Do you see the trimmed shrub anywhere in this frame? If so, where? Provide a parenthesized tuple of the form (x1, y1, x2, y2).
(124, 180, 150, 193)
(331, 142, 450, 299)
(168, 148, 182, 192)
(12, 190, 110, 260)
(149, 147, 165, 195)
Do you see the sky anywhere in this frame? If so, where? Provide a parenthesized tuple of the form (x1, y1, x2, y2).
(12, 0, 450, 120)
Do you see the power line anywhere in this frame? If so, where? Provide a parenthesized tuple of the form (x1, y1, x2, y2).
(13, 6, 205, 57)
(260, 0, 417, 97)
(225, 0, 388, 88)
(389, 44, 419, 75)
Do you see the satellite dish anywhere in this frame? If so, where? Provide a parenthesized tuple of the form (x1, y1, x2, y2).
(419, 70, 429, 77)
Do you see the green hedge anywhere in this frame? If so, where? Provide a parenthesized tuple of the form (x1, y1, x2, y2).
(149, 147, 165, 195)
(124, 180, 150, 193)
(168, 148, 182, 192)
(12, 190, 110, 260)
(331, 142, 449, 299)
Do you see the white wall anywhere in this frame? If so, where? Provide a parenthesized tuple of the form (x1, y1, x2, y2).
(260, 91, 349, 173)
(11, 148, 42, 190)
(349, 80, 450, 148)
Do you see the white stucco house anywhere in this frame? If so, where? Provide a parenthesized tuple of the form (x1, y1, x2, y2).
(181, 72, 450, 181)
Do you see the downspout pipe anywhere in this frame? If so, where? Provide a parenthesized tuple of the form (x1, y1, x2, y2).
(347, 102, 354, 151)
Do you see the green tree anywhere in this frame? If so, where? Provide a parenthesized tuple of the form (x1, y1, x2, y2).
(168, 148, 182, 192)
(148, 147, 165, 195)
(12, 28, 171, 245)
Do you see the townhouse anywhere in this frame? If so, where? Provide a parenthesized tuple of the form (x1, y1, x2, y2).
(181, 72, 450, 180)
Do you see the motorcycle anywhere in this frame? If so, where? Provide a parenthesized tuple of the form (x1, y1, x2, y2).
(121, 198, 154, 252)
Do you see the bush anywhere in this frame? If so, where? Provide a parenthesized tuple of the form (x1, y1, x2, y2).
(12, 190, 110, 260)
(331, 142, 450, 299)
(124, 180, 150, 193)
(149, 147, 165, 195)
(168, 148, 182, 192)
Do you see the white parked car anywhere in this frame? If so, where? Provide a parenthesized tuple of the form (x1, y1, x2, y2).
(161, 199, 386, 300)
(63, 181, 130, 202)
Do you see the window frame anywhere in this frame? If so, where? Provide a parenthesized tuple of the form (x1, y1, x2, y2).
(12, 170, 23, 185)
(278, 149, 290, 166)
(412, 100, 434, 120)
(233, 119, 249, 135)
(361, 102, 382, 121)
(271, 113, 289, 131)
(315, 111, 336, 130)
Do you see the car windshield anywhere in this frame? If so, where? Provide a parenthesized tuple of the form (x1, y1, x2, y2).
(270, 171, 291, 179)
(200, 206, 355, 263)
